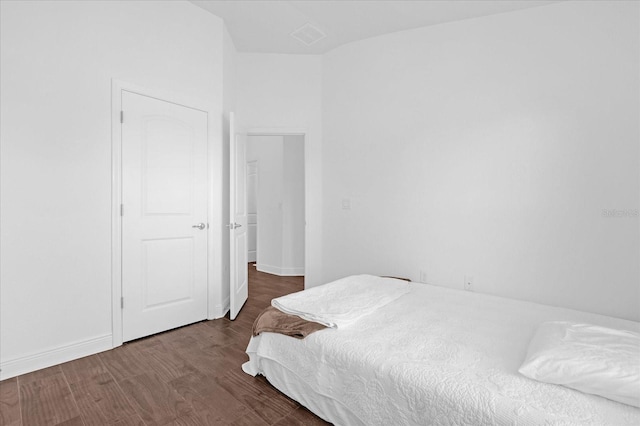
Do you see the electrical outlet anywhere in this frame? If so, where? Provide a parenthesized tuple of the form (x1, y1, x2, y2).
(419, 269, 428, 283)
(464, 275, 474, 291)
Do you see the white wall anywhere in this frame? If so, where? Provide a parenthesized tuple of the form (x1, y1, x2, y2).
(236, 54, 323, 285)
(0, 0, 224, 379)
(282, 136, 306, 272)
(322, 0, 640, 321)
(221, 25, 237, 315)
(247, 135, 305, 275)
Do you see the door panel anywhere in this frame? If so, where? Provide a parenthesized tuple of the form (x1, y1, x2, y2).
(143, 119, 194, 214)
(142, 238, 193, 307)
(122, 90, 208, 342)
(229, 112, 248, 320)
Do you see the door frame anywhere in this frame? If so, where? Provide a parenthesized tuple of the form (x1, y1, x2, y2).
(245, 127, 308, 278)
(111, 79, 220, 348)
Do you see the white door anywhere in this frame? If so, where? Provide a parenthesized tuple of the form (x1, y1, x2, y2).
(229, 112, 248, 320)
(247, 160, 258, 263)
(121, 91, 208, 342)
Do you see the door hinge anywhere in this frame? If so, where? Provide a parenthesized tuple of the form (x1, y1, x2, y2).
(120, 110, 124, 123)
(120, 204, 124, 216)
(121, 297, 124, 309)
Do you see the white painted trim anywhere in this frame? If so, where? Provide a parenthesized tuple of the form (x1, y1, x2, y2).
(209, 295, 230, 320)
(0, 334, 112, 381)
(245, 127, 309, 280)
(247, 127, 306, 136)
(207, 103, 223, 321)
(256, 263, 305, 277)
(111, 79, 124, 348)
(111, 79, 219, 347)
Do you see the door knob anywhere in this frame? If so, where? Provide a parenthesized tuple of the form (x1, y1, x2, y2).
(192, 223, 206, 230)
(226, 223, 241, 229)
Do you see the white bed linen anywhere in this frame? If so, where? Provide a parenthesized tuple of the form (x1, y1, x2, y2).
(519, 321, 640, 407)
(271, 274, 410, 328)
(244, 281, 640, 425)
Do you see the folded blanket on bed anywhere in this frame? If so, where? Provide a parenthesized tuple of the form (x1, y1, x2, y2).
(271, 274, 411, 328)
(252, 306, 327, 339)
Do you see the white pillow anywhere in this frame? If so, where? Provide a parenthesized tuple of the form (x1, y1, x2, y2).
(519, 321, 640, 408)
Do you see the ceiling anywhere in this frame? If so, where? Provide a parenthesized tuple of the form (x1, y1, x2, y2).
(190, 0, 562, 54)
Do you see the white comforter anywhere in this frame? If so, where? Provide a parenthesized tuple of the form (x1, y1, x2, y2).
(245, 279, 640, 425)
(271, 274, 410, 328)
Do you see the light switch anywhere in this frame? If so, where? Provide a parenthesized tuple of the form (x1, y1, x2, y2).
(342, 198, 351, 210)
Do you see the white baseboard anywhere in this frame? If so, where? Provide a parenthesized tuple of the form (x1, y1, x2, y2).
(0, 334, 112, 380)
(256, 263, 304, 277)
(210, 295, 230, 319)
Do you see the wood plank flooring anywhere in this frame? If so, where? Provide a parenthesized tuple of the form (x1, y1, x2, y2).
(0, 266, 331, 426)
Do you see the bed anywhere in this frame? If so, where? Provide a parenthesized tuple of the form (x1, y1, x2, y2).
(243, 275, 640, 425)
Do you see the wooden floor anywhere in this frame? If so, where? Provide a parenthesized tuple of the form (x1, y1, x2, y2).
(0, 266, 331, 426)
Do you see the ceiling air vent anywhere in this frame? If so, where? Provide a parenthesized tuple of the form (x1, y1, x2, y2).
(290, 23, 326, 46)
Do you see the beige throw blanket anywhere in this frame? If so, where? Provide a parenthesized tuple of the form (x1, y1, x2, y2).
(252, 306, 327, 339)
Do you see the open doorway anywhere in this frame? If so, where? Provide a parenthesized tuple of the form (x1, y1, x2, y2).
(246, 134, 305, 276)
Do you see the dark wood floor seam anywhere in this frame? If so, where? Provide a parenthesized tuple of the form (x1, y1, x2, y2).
(59, 368, 84, 426)
(15, 375, 24, 426)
